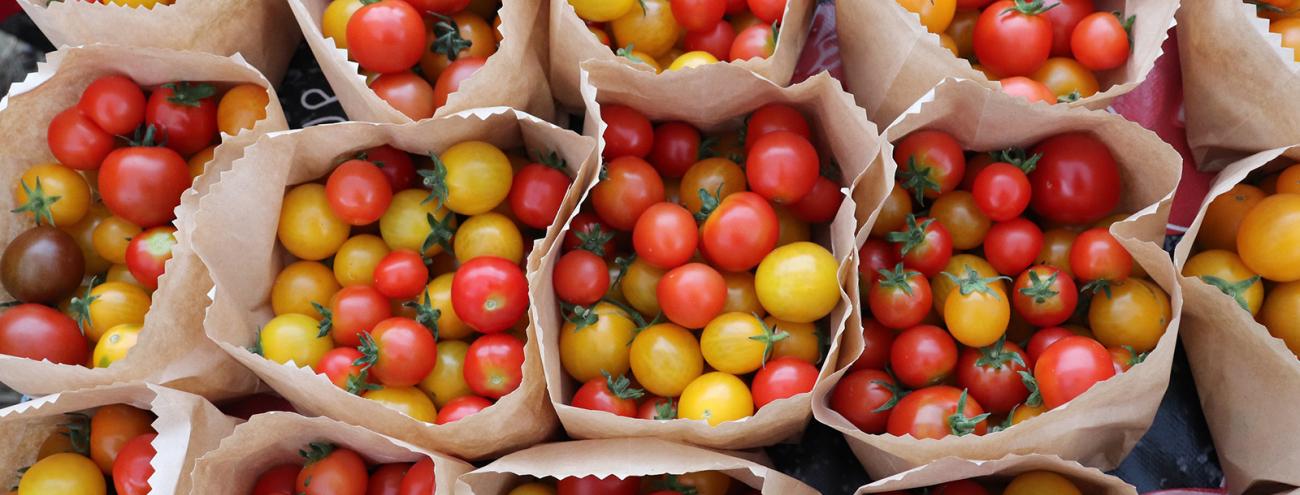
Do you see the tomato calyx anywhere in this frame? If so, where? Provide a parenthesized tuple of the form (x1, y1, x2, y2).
(418, 154, 451, 210)
(693, 184, 724, 222)
(1199, 275, 1259, 312)
(602, 370, 646, 401)
(60, 412, 92, 456)
(654, 475, 699, 495)
(312, 302, 334, 338)
(974, 335, 1026, 369)
(898, 156, 940, 204)
(750, 313, 791, 366)
(886, 214, 934, 257)
(345, 370, 380, 396)
(1017, 370, 1043, 407)
(1000, 0, 1057, 16)
(616, 44, 653, 66)
(574, 224, 615, 256)
(1057, 90, 1082, 103)
(562, 303, 599, 331)
(248, 328, 264, 356)
(990, 147, 1041, 174)
(126, 124, 166, 148)
(535, 150, 569, 171)
(1121, 345, 1149, 368)
(1113, 11, 1137, 50)
(698, 136, 719, 161)
(1082, 278, 1114, 299)
(1018, 269, 1059, 303)
(162, 82, 216, 108)
(403, 292, 443, 339)
(421, 212, 457, 256)
(430, 13, 474, 61)
(142, 229, 177, 257)
(298, 442, 337, 466)
(869, 378, 907, 413)
(67, 275, 104, 335)
(876, 263, 920, 296)
(11, 177, 61, 227)
(354, 332, 382, 372)
(654, 398, 677, 420)
(947, 389, 991, 436)
(608, 255, 635, 294)
(943, 266, 1010, 299)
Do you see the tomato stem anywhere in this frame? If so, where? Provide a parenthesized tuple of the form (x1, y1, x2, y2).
(345, 370, 380, 395)
(67, 275, 103, 335)
(11, 177, 62, 227)
(694, 184, 725, 222)
(312, 302, 334, 338)
(942, 266, 1011, 299)
(947, 389, 991, 436)
(974, 334, 1026, 369)
(897, 156, 941, 205)
(430, 13, 473, 61)
(886, 214, 935, 257)
(990, 147, 1041, 174)
(534, 150, 569, 172)
(1018, 269, 1060, 303)
(403, 291, 443, 339)
(418, 154, 451, 210)
(298, 442, 337, 465)
(653, 398, 677, 420)
(574, 224, 615, 257)
(59, 412, 91, 457)
(750, 313, 791, 367)
(562, 303, 599, 331)
(603, 370, 646, 400)
(421, 212, 457, 256)
(1018, 370, 1043, 407)
(162, 82, 216, 108)
(869, 379, 907, 413)
(1198, 274, 1260, 313)
(876, 263, 920, 297)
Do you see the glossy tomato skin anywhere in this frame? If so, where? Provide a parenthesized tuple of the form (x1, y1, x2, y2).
(602, 105, 654, 159)
(553, 250, 610, 306)
(633, 202, 698, 269)
(1068, 227, 1132, 282)
(2, 226, 85, 304)
(297, 446, 369, 495)
(398, 457, 435, 495)
(365, 145, 416, 190)
(751, 357, 818, 408)
(1011, 265, 1078, 327)
(890, 216, 954, 278)
(868, 265, 932, 330)
(330, 285, 393, 347)
(452, 256, 529, 333)
(47, 107, 116, 171)
(685, 20, 736, 61)
(435, 395, 492, 424)
(0, 304, 89, 365)
(1025, 326, 1074, 366)
(367, 317, 437, 387)
(1071, 12, 1130, 71)
(405, 0, 470, 14)
(369, 72, 436, 120)
(509, 162, 572, 229)
(347, 0, 426, 73)
(373, 249, 428, 300)
(572, 376, 640, 417)
(890, 324, 958, 389)
(672, 0, 726, 32)
(730, 23, 776, 61)
(1029, 132, 1121, 225)
(886, 385, 988, 439)
(983, 218, 1043, 276)
(998, 77, 1055, 104)
(464, 332, 526, 399)
(830, 369, 898, 433)
(850, 319, 895, 371)
(432, 56, 486, 109)
(1043, 0, 1095, 56)
(98, 145, 191, 228)
(649, 122, 701, 178)
(747, 0, 786, 23)
(657, 263, 727, 328)
(591, 156, 666, 231)
(746, 104, 812, 147)
(315, 347, 370, 390)
(251, 464, 300, 495)
(956, 341, 1030, 415)
(701, 191, 779, 271)
(563, 212, 618, 257)
(972, 162, 1032, 221)
(112, 433, 156, 495)
(1034, 335, 1115, 409)
(857, 239, 902, 283)
(79, 75, 146, 136)
(788, 176, 844, 223)
(367, 463, 410, 495)
(557, 475, 641, 495)
(746, 131, 820, 204)
(973, 1, 1053, 77)
(145, 83, 219, 156)
(124, 226, 176, 290)
(894, 130, 966, 201)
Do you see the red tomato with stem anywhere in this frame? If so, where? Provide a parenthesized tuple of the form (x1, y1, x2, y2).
(747, 0, 786, 23)
(327, 159, 394, 225)
(700, 191, 779, 272)
(998, 77, 1056, 104)
(359, 317, 437, 387)
(829, 369, 900, 433)
(509, 160, 572, 229)
(955, 337, 1030, 415)
(365, 145, 416, 190)
(752, 357, 818, 408)
(367, 463, 410, 495)
(890, 324, 958, 389)
(125, 226, 176, 290)
(0, 304, 88, 365)
(649, 122, 702, 178)
(1069, 227, 1132, 284)
(868, 263, 933, 330)
(370, 72, 436, 120)
(730, 24, 777, 61)
(347, 0, 426, 73)
(894, 130, 966, 202)
(563, 212, 618, 257)
(435, 396, 493, 424)
(685, 20, 736, 61)
(887, 215, 953, 278)
(886, 385, 989, 439)
(971, 161, 1032, 222)
(1071, 12, 1131, 71)
(329, 285, 393, 347)
(557, 476, 641, 495)
(858, 239, 902, 284)
(973, 0, 1054, 77)
(591, 156, 666, 231)
(983, 218, 1043, 276)
(47, 107, 116, 171)
(850, 319, 895, 371)
(1034, 335, 1115, 408)
(79, 75, 146, 136)
(373, 249, 429, 300)
(788, 176, 844, 223)
(746, 131, 820, 204)
(463, 332, 526, 399)
(432, 56, 486, 109)
(251, 464, 300, 495)
(451, 256, 529, 334)
(572, 372, 644, 417)
(672, 0, 726, 32)
(145, 82, 219, 156)
(1028, 132, 1121, 225)
(1043, 0, 1096, 56)
(112, 433, 156, 495)
(746, 104, 812, 149)
(637, 396, 676, 420)
(296, 444, 368, 495)
(1011, 265, 1077, 327)
(1026, 326, 1074, 366)
(602, 105, 654, 159)
(97, 137, 191, 228)
(398, 457, 435, 495)
(633, 202, 699, 269)
(657, 263, 727, 328)
(315, 347, 371, 391)
(553, 250, 610, 306)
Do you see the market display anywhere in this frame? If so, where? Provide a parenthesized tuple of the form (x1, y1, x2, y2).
(566, 0, 784, 71)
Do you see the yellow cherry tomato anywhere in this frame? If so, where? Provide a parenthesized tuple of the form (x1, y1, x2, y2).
(755, 242, 839, 323)
(611, 0, 680, 58)
(568, 0, 634, 22)
(773, 205, 812, 247)
(620, 49, 662, 72)
(630, 323, 704, 397)
(1089, 278, 1171, 353)
(1198, 184, 1265, 252)
(721, 271, 764, 316)
(1004, 471, 1082, 495)
(1260, 281, 1300, 357)
(768, 316, 819, 364)
(1010, 402, 1045, 426)
(700, 312, 778, 375)
(1031, 57, 1100, 101)
(380, 188, 455, 257)
(363, 386, 437, 422)
(1237, 194, 1300, 281)
(105, 264, 145, 289)
(419, 340, 473, 407)
(79, 282, 150, 342)
(507, 482, 557, 495)
(930, 190, 990, 250)
(420, 12, 498, 81)
(680, 157, 747, 216)
(1182, 249, 1264, 315)
(17, 453, 106, 495)
(271, 260, 339, 319)
(1036, 228, 1078, 278)
(560, 302, 635, 383)
(870, 184, 913, 239)
(61, 203, 112, 276)
(622, 257, 667, 317)
(941, 267, 1010, 348)
(946, 9, 978, 58)
(668, 51, 718, 71)
(16, 163, 91, 227)
(279, 183, 350, 261)
(678, 372, 754, 426)
(931, 254, 1003, 314)
(216, 84, 269, 136)
(436, 141, 513, 215)
(259, 313, 332, 368)
(322, 0, 365, 49)
(92, 323, 141, 368)
(417, 273, 473, 340)
(896, 0, 956, 34)
(333, 234, 391, 287)
(1277, 163, 1300, 194)
(454, 212, 523, 264)
(102, 0, 172, 8)
(187, 145, 215, 180)
(92, 215, 141, 265)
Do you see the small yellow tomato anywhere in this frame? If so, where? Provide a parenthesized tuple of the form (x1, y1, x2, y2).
(896, 0, 956, 34)
(560, 302, 635, 383)
(419, 340, 473, 407)
(454, 212, 524, 264)
(279, 183, 350, 261)
(333, 234, 391, 287)
(507, 482, 557, 495)
(1004, 471, 1082, 495)
(322, 0, 365, 49)
(611, 0, 680, 58)
(61, 203, 113, 276)
(678, 372, 754, 426)
(93, 216, 141, 266)
(941, 267, 1010, 348)
(105, 264, 146, 289)
(417, 273, 474, 340)
(630, 323, 704, 397)
(1198, 183, 1265, 252)
(1182, 249, 1264, 315)
(93, 324, 141, 368)
(680, 157, 747, 216)
(258, 313, 332, 368)
(187, 145, 216, 180)
(700, 312, 777, 375)
(768, 316, 819, 364)
(363, 386, 437, 422)
(721, 271, 764, 316)
(622, 257, 667, 317)
(81, 282, 151, 342)
(1010, 402, 1045, 426)
(938, 33, 959, 56)
(1032, 57, 1100, 100)
(1271, 18, 1300, 63)
(380, 188, 455, 257)
(436, 141, 513, 215)
(755, 242, 839, 323)
(17, 453, 106, 495)
(272, 260, 340, 318)
(931, 254, 1003, 314)
(1089, 278, 1171, 353)
(620, 48, 662, 72)
(1261, 281, 1300, 357)
(930, 191, 990, 250)
(1239, 193, 1300, 282)
(568, 0, 634, 22)
(668, 51, 718, 71)
(217, 84, 269, 136)
(15, 162, 91, 227)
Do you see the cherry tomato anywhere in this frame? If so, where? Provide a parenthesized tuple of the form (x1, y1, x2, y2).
(280, 184, 351, 261)
(216, 84, 269, 136)
(973, 0, 1053, 77)
(1042, 0, 1095, 56)
(572, 372, 643, 417)
(1182, 249, 1264, 315)
(671, 0, 725, 32)
(746, 131, 819, 204)
(896, 0, 955, 33)
(452, 256, 528, 333)
(569, 0, 634, 22)
(1260, 281, 1300, 356)
(419, 12, 496, 82)
(751, 356, 817, 408)
(145, 82, 219, 156)
(365, 145, 417, 190)
(956, 338, 1029, 415)
(830, 369, 898, 433)
(886, 385, 988, 438)
(1034, 335, 1115, 409)
(891, 324, 958, 388)
(15, 162, 92, 228)
(432, 140, 512, 215)
(622, 257, 667, 316)
(895, 130, 966, 202)
(1071, 12, 1130, 71)
(747, 104, 812, 148)
(435, 395, 492, 424)
(851, 319, 895, 372)
(972, 162, 1032, 221)
(553, 250, 610, 306)
(315, 347, 370, 391)
(601, 105, 654, 159)
(680, 157, 746, 216)
(1069, 227, 1131, 283)
(1238, 194, 1300, 281)
(1005, 471, 1083, 495)
(998, 76, 1055, 104)
(1089, 278, 1170, 353)
(685, 20, 736, 61)
(788, 176, 844, 224)
(431, 56, 487, 109)
(858, 239, 902, 284)
(89, 404, 154, 473)
(296, 444, 369, 495)
(648, 122, 701, 178)
(868, 264, 932, 330)
(372, 250, 428, 300)
(251, 464, 300, 495)
(730, 23, 776, 61)
(98, 143, 190, 228)
(454, 212, 523, 264)
(370, 72, 437, 120)
(612, 0, 681, 58)
(124, 226, 176, 290)
(323, 0, 366, 49)
(563, 212, 617, 257)
(755, 242, 840, 323)
(464, 332, 525, 398)
(630, 323, 704, 397)
(746, 0, 785, 23)
(941, 266, 1011, 347)
(871, 184, 914, 238)
(984, 218, 1043, 276)
(1012, 265, 1077, 327)
(111, 433, 155, 495)
(510, 161, 572, 229)
(362, 317, 437, 387)
(657, 263, 727, 328)
(634, 202, 698, 268)
(557, 476, 640, 495)
(592, 156, 666, 230)
(888, 215, 953, 278)
(17, 453, 106, 495)
(420, 340, 472, 407)
(678, 371, 754, 424)
(79, 75, 146, 136)
(700, 191, 779, 271)
(1029, 132, 1121, 225)
(367, 463, 410, 495)
(1032, 57, 1100, 100)
(326, 285, 391, 347)
(47, 107, 115, 171)
(929, 190, 990, 250)
(328, 160, 396, 227)
(348, 0, 426, 73)
(1025, 326, 1073, 366)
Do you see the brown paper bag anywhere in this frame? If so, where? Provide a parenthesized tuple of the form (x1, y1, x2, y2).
(835, 0, 1179, 127)
(811, 78, 1184, 478)
(525, 58, 890, 449)
(455, 438, 818, 495)
(0, 44, 287, 399)
(190, 107, 599, 460)
(1171, 146, 1300, 494)
(1177, 0, 1300, 170)
(0, 382, 237, 495)
(286, 0, 555, 124)
(16, 0, 300, 85)
(855, 454, 1138, 494)
(548, 0, 815, 111)
(192, 412, 474, 494)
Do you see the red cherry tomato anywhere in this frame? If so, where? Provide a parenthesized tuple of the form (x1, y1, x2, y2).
(858, 239, 902, 284)
(314, 347, 371, 390)
(633, 202, 699, 269)
(112, 433, 156, 495)
(657, 263, 727, 328)
(97, 143, 190, 228)
(0, 304, 88, 365)
(894, 130, 966, 201)
(79, 75, 146, 136)
(1026, 326, 1075, 366)
(373, 249, 429, 300)
(1042, 0, 1096, 56)
(553, 250, 611, 306)
(369, 72, 436, 120)
(403, 0, 470, 14)
(998, 76, 1056, 104)
(752, 356, 818, 408)
(700, 191, 779, 272)
(326, 159, 394, 226)
(572, 373, 642, 417)
(829, 369, 899, 433)
(432, 56, 487, 110)
(788, 176, 844, 223)
(145, 82, 219, 156)
(730, 23, 777, 61)
(367, 463, 410, 495)
(685, 20, 737, 61)
(955, 339, 1030, 415)
(1034, 335, 1115, 409)
(602, 105, 654, 159)
(435, 396, 493, 424)
(973, 0, 1054, 77)
(746, 131, 820, 204)
(124, 226, 177, 290)
(1069, 227, 1132, 283)
(983, 218, 1043, 276)
(330, 285, 393, 347)
(888, 215, 953, 278)
(347, 0, 427, 73)
(850, 319, 895, 371)
(868, 264, 932, 330)
(971, 162, 1032, 222)
(591, 156, 666, 231)
(47, 107, 116, 171)
(398, 457, 436, 495)
(671, 0, 726, 32)
(747, 0, 786, 23)
(557, 475, 641, 495)
(746, 104, 812, 149)
(563, 212, 618, 257)
(363, 317, 437, 387)
(1011, 265, 1078, 327)
(1071, 12, 1131, 71)
(1028, 132, 1121, 225)
(886, 385, 989, 439)
(251, 464, 300, 495)
(637, 396, 676, 420)
(296, 445, 368, 495)
(649, 121, 702, 178)
(463, 332, 526, 399)
(452, 256, 529, 334)
(509, 161, 572, 230)
(364, 145, 416, 190)
(890, 324, 958, 389)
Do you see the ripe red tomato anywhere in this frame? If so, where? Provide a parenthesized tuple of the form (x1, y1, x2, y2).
(894, 130, 966, 201)
(1071, 12, 1131, 71)
(296, 444, 368, 495)
(592, 156, 666, 231)
(452, 256, 529, 333)
(363, 317, 437, 387)
(788, 176, 844, 223)
(1011, 265, 1077, 327)
(973, 0, 1054, 77)
(315, 347, 371, 391)
(747, 0, 786, 23)
(563, 212, 618, 257)
(637, 396, 676, 419)
(850, 319, 895, 371)
(971, 162, 1032, 221)
(890, 324, 958, 389)
(1042, 0, 1096, 56)
(463, 332, 526, 399)
(369, 72, 436, 120)
(633, 202, 699, 269)
(829, 369, 899, 433)
(330, 285, 393, 347)
(983, 218, 1043, 276)
(858, 239, 902, 284)
(1069, 227, 1132, 283)
(347, 0, 426, 73)
(1026, 326, 1074, 366)
(1034, 335, 1115, 408)
(602, 105, 654, 159)
(572, 373, 643, 417)
(373, 249, 429, 300)
(649, 122, 702, 178)
(0, 304, 88, 365)
(700, 191, 779, 272)
(326, 159, 393, 225)
(685, 21, 737, 61)
(145, 82, 219, 156)
(97, 142, 191, 228)
(125, 226, 177, 290)
(998, 77, 1056, 104)
(672, 0, 726, 32)
(47, 107, 116, 171)
(251, 464, 300, 495)
(1029, 132, 1121, 225)
(888, 215, 953, 278)
(752, 356, 818, 408)
(557, 475, 641, 495)
(730, 24, 776, 61)
(112, 433, 156, 495)
(367, 463, 410, 495)
(747, 104, 812, 149)
(868, 264, 933, 330)
(432, 56, 487, 109)
(886, 385, 989, 439)
(365, 145, 416, 190)
(509, 161, 572, 230)
(397, 457, 435, 495)
(404, 0, 470, 14)
(746, 131, 820, 204)
(79, 75, 146, 136)
(435, 396, 492, 424)
(955, 339, 1030, 415)
(553, 250, 610, 306)
(657, 263, 727, 328)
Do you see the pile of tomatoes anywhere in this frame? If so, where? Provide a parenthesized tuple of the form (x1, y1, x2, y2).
(569, 0, 786, 72)
(11, 405, 158, 495)
(1256, 0, 1300, 62)
(94, 0, 173, 8)
(896, 0, 1134, 104)
(260, 140, 574, 425)
(873, 470, 1088, 495)
(1183, 164, 1300, 359)
(500, 471, 757, 495)
(553, 103, 841, 425)
(321, 0, 504, 119)
(248, 442, 440, 495)
(0, 75, 268, 370)
(830, 129, 1171, 439)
